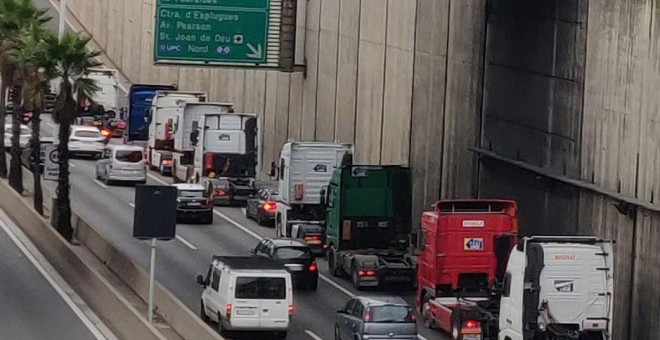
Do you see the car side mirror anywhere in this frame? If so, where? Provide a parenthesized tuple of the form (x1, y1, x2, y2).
(196, 275, 205, 286)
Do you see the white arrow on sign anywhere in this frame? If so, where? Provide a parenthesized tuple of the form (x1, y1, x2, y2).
(246, 43, 263, 60)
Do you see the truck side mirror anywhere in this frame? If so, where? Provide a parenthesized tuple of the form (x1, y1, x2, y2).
(320, 187, 327, 205)
(269, 161, 276, 177)
(196, 275, 205, 286)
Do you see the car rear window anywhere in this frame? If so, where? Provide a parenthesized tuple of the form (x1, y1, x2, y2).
(74, 130, 101, 138)
(275, 247, 311, 260)
(368, 305, 415, 323)
(115, 150, 143, 163)
(179, 190, 205, 198)
(235, 277, 286, 300)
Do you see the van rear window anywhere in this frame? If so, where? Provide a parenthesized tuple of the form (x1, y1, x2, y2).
(235, 277, 285, 300)
(115, 150, 143, 163)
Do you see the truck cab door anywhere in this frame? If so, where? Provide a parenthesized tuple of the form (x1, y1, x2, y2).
(499, 252, 524, 340)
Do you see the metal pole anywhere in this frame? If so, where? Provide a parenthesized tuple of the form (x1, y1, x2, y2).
(148, 238, 156, 322)
(58, 0, 67, 38)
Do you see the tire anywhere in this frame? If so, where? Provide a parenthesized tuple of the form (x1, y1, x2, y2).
(275, 215, 283, 237)
(204, 212, 214, 224)
(276, 331, 288, 339)
(104, 177, 112, 186)
(307, 279, 318, 291)
(200, 301, 210, 323)
(351, 265, 362, 290)
(217, 314, 231, 337)
(334, 324, 341, 340)
(451, 314, 463, 340)
(256, 211, 264, 226)
(328, 250, 342, 277)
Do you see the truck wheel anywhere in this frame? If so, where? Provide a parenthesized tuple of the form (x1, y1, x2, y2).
(275, 215, 283, 237)
(422, 298, 435, 329)
(334, 324, 341, 340)
(200, 300, 210, 323)
(451, 314, 463, 340)
(328, 250, 342, 277)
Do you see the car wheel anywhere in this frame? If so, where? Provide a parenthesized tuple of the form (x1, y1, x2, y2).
(200, 301, 210, 323)
(334, 324, 341, 340)
(328, 250, 343, 277)
(205, 212, 214, 224)
(256, 211, 264, 226)
(351, 266, 362, 290)
(307, 279, 318, 291)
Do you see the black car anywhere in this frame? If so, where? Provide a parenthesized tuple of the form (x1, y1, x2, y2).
(251, 238, 318, 291)
(205, 177, 256, 206)
(104, 118, 127, 138)
(173, 183, 214, 224)
(245, 188, 280, 226)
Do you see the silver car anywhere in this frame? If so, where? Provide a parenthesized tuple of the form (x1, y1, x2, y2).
(335, 296, 418, 340)
(95, 145, 146, 185)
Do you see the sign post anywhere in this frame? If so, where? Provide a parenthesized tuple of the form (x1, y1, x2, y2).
(43, 144, 60, 181)
(154, 0, 270, 65)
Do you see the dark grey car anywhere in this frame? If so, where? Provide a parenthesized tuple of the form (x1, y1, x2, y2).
(335, 296, 418, 340)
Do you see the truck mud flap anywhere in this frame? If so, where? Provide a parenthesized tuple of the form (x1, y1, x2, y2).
(523, 243, 544, 340)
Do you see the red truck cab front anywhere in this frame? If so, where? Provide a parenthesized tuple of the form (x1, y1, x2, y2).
(416, 200, 519, 339)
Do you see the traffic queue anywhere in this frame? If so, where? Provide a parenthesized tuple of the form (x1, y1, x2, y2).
(35, 74, 613, 340)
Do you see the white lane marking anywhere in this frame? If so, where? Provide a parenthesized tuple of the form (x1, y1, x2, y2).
(69, 162, 77, 168)
(151, 172, 357, 297)
(418, 336, 430, 340)
(0, 211, 112, 340)
(128, 202, 135, 208)
(175, 235, 198, 250)
(304, 330, 324, 340)
(241, 207, 247, 215)
(93, 180, 108, 189)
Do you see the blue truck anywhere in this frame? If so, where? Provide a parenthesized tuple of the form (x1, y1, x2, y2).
(126, 84, 178, 142)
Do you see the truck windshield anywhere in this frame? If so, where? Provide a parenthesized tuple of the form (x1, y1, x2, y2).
(115, 150, 143, 163)
(275, 247, 311, 259)
(235, 277, 285, 300)
(368, 305, 414, 323)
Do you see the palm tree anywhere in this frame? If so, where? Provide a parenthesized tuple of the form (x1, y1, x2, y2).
(46, 31, 100, 239)
(0, 0, 50, 189)
(12, 22, 56, 214)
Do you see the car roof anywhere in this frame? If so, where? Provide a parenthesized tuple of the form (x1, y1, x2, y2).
(172, 183, 205, 190)
(266, 238, 309, 248)
(357, 296, 409, 306)
(213, 256, 285, 271)
(71, 125, 100, 131)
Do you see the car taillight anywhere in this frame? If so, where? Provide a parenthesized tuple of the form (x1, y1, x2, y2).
(162, 159, 173, 165)
(215, 189, 226, 196)
(358, 270, 376, 276)
(101, 129, 110, 137)
(288, 305, 295, 315)
(226, 304, 233, 320)
(304, 235, 321, 241)
(308, 262, 317, 272)
(263, 202, 276, 211)
(465, 320, 480, 328)
(117, 122, 126, 129)
(364, 308, 372, 322)
(204, 153, 214, 170)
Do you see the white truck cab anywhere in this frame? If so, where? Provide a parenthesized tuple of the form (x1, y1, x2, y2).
(197, 256, 293, 339)
(272, 141, 353, 237)
(499, 236, 614, 340)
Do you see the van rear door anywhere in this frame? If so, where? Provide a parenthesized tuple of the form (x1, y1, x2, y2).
(232, 276, 262, 328)
(257, 276, 289, 329)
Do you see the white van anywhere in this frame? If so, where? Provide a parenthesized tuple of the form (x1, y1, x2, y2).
(197, 256, 293, 339)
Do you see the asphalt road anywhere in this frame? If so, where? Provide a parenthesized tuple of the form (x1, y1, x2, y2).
(40, 114, 448, 340)
(0, 210, 102, 340)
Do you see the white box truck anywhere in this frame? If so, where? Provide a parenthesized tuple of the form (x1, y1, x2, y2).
(146, 91, 207, 174)
(270, 141, 352, 238)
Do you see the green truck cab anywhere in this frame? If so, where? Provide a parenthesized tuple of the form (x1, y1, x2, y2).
(324, 165, 416, 290)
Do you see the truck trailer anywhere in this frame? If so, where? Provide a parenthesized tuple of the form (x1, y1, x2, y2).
(125, 84, 178, 143)
(271, 141, 352, 238)
(417, 200, 614, 340)
(146, 91, 207, 175)
(325, 165, 417, 290)
(185, 110, 260, 205)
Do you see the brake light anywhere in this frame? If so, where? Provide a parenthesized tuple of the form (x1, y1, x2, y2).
(308, 262, 317, 272)
(162, 159, 173, 165)
(304, 235, 321, 241)
(204, 153, 214, 170)
(117, 121, 126, 129)
(288, 305, 295, 315)
(465, 320, 480, 328)
(226, 304, 233, 320)
(358, 270, 376, 276)
(364, 308, 372, 322)
(215, 189, 226, 196)
(101, 129, 110, 137)
(263, 202, 276, 211)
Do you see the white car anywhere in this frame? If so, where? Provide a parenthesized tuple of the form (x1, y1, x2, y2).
(95, 145, 147, 185)
(4, 124, 31, 150)
(69, 125, 105, 158)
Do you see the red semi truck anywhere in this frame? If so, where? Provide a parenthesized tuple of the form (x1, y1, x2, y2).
(417, 200, 614, 340)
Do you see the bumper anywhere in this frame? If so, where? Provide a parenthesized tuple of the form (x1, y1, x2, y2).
(290, 272, 318, 287)
(213, 195, 249, 206)
(223, 319, 289, 331)
(176, 209, 212, 222)
(362, 335, 419, 340)
(107, 173, 147, 182)
(70, 148, 103, 156)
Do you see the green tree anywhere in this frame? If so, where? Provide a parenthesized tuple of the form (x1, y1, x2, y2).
(46, 31, 100, 239)
(0, 0, 50, 189)
(12, 22, 56, 214)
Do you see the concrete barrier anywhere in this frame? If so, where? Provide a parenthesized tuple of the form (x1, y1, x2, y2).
(0, 179, 166, 340)
(75, 218, 224, 340)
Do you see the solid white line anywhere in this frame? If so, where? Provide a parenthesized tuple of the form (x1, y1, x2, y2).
(304, 330, 324, 340)
(417, 335, 430, 340)
(175, 235, 197, 250)
(69, 162, 77, 168)
(128, 202, 135, 208)
(93, 180, 108, 189)
(241, 207, 247, 215)
(0, 211, 111, 340)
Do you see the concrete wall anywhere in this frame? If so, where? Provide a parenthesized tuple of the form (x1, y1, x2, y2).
(479, 0, 660, 338)
(63, 0, 486, 231)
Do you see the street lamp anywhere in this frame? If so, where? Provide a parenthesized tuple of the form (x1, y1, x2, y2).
(58, 0, 67, 38)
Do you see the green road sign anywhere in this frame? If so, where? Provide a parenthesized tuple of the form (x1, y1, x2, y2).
(154, 1, 270, 65)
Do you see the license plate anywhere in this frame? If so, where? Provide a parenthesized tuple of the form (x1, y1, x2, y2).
(233, 195, 246, 201)
(385, 276, 411, 282)
(464, 335, 482, 340)
(306, 240, 321, 245)
(188, 202, 201, 206)
(236, 308, 256, 316)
